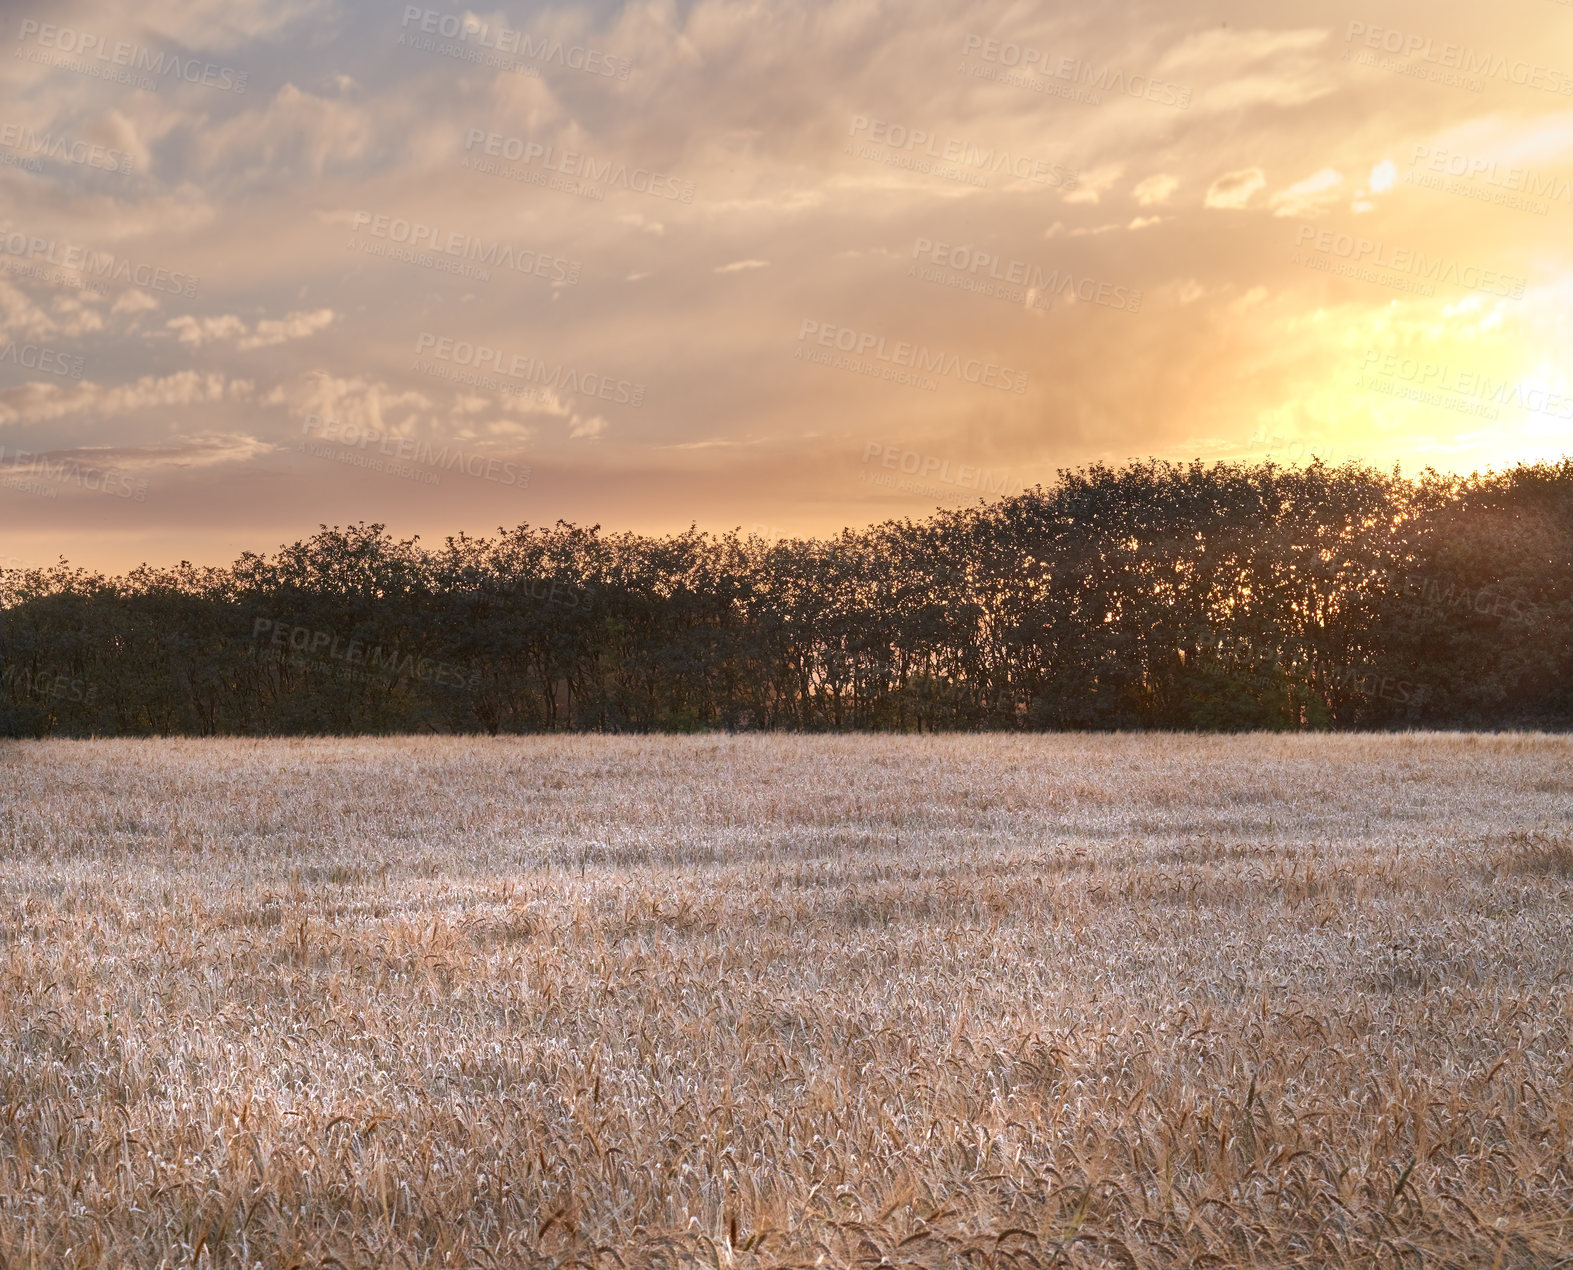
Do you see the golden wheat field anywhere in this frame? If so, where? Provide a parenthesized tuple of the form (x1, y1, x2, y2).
(2, 734, 1572, 1269)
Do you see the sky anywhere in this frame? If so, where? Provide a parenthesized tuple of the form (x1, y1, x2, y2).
(0, 0, 1570, 573)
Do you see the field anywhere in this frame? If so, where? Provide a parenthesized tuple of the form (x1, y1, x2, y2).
(2, 734, 1572, 1269)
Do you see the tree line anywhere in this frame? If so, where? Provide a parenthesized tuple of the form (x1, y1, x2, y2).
(2, 458, 1569, 735)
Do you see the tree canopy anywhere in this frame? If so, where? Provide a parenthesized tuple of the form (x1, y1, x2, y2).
(3, 458, 1569, 735)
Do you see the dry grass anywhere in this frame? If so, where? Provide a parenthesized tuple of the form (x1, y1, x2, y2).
(1, 732, 1572, 1269)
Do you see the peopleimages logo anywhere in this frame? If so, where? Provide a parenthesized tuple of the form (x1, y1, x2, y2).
(1343, 21, 1573, 96)
(251, 618, 480, 692)
(0, 230, 199, 298)
(462, 130, 695, 204)
(1292, 224, 1526, 299)
(0, 663, 97, 705)
(909, 238, 1142, 312)
(959, 34, 1192, 109)
(1358, 350, 1573, 419)
(1246, 427, 1364, 470)
(14, 20, 247, 93)
(0, 340, 84, 379)
(300, 414, 532, 489)
(1405, 144, 1573, 216)
(399, 7, 631, 79)
(413, 333, 646, 406)
(1375, 567, 1547, 626)
(1410, 145, 1573, 201)
(0, 122, 134, 174)
(861, 443, 1020, 496)
(0, 446, 148, 501)
(348, 212, 581, 284)
(846, 116, 1078, 189)
(796, 320, 1029, 394)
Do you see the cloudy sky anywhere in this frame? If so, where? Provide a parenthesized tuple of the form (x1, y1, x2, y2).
(1, 0, 1570, 571)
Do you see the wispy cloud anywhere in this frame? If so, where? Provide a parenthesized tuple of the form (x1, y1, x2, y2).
(0, 0, 1564, 571)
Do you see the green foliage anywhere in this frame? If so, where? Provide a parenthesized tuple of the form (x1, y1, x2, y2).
(2, 458, 1568, 734)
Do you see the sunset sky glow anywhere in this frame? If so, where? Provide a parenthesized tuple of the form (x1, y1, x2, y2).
(1, 0, 1570, 571)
